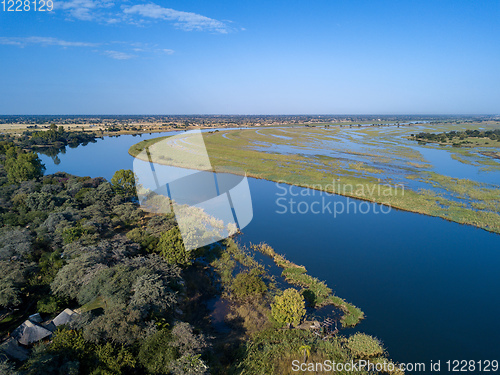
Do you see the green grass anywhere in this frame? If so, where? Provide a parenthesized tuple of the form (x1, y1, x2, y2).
(0, 315, 15, 324)
(79, 296, 107, 312)
(253, 243, 364, 328)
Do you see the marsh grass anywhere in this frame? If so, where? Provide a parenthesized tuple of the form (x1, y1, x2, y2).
(238, 328, 404, 375)
(252, 243, 364, 328)
(129, 125, 500, 234)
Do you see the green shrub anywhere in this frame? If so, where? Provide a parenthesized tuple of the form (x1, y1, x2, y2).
(37, 295, 61, 314)
(346, 333, 384, 358)
(231, 270, 267, 300)
(271, 288, 305, 327)
(75, 187, 92, 201)
(62, 226, 89, 244)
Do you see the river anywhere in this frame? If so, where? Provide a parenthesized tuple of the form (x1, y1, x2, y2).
(38, 131, 500, 372)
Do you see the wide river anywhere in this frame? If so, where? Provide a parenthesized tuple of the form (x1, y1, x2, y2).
(39, 131, 500, 373)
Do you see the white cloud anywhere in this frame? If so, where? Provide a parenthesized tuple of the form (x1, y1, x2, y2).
(0, 38, 23, 46)
(0, 36, 98, 47)
(54, 0, 114, 21)
(53, 1, 236, 33)
(123, 3, 230, 33)
(0, 36, 175, 60)
(102, 50, 135, 60)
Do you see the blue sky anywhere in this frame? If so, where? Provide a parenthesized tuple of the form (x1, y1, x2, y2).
(0, 0, 499, 115)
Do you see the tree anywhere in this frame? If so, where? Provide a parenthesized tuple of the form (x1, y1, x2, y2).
(23, 329, 136, 375)
(170, 322, 208, 356)
(157, 227, 191, 266)
(129, 273, 177, 316)
(82, 303, 144, 345)
(138, 330, 177, 374)
(270, 288, 305, 327)
(0, 261, 26, 308)
(111, 169, 136, 197)
(0, 227, 32, 260)
(113, 202, 142, 226)
(4, 147, 45, 183)
(94, 342, 136, 373)
(138, 324, 208, 375)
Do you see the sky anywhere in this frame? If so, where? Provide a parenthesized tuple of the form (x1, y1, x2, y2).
(0, 0, 499, 115)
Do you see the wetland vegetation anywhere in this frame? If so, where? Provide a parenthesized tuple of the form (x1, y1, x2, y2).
(130, 121, 500, 234)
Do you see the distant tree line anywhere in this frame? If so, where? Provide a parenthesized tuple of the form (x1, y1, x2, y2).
(18, 124, 98, 151)
(412, 129, 500, 146)
(0, 125, 99, 164)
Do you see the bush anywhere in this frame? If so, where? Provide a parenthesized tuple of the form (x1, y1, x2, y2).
(270, 288, 305, 327)
(346, 333, 384, 358)
(37, 295, 66, 314)
(231, 270, 267, 300)
(62, 226, 89, 244)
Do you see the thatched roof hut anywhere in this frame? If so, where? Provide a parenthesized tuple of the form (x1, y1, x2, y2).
(52, 308, 77, 327)
(0, 338, 30, 361)
(44, 308, 78, 332)
(11, 320, 53, 346)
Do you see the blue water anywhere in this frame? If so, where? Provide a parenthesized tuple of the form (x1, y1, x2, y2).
(238, 180, 500, 367)
(39, 132, 178, 179)
(410, 146, 500, 185)
(38, 132, 500, 372)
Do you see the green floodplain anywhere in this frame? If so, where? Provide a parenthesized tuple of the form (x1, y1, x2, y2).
(130, 121, 500, 234)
